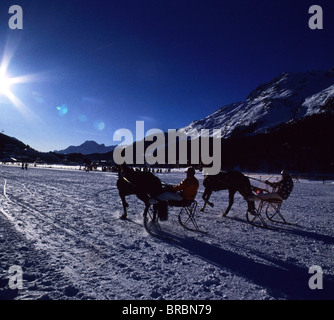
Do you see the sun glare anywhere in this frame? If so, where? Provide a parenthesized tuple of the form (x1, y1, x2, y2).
(0, 72, 11, 95)
(0, 39, 41, 119)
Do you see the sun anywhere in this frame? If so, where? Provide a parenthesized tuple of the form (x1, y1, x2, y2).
(0, 36, 48, 121)
(0, 39, 39, 119)
(0, 65, 35, 119)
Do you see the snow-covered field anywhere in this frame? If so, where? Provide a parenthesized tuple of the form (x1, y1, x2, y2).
(0, 164, 333, 300)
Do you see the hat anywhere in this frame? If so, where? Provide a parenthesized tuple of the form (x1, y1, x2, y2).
(281, 170, 289, 176)
(186, 167, 195, 176)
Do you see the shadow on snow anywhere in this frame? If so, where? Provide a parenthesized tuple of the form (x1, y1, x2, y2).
(164, 231, 334, 300)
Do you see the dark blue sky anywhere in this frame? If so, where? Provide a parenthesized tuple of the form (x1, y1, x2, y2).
(0, 0, 333, 151)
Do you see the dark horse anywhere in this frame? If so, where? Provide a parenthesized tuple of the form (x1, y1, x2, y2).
(116, 164, 163, 219)
(201, 171, 256, 216)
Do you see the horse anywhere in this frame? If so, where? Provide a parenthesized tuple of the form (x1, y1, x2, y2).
(116, 164, 163, 219)
(200, 171, 256, 216)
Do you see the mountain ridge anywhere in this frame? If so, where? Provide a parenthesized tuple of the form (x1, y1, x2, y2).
(54, 140, 116, 155)
(182, 68, 334, 138)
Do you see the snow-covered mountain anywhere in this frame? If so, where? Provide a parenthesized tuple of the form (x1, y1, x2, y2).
(54, 140, 116, 155)
(182, 68, 334, 138)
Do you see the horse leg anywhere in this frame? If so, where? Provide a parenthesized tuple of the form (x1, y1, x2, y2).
(120, 195, 128, 219)
(200, 202, 207, 213)
(136, 193, 151, 218)
(247, 200, 256, 215)
(200, 189, 214, 212)
(143, 203, 150, 218)
(200, 191, 208, 212)
(223, 189, 236, 217)
(240, 186, 256, 215)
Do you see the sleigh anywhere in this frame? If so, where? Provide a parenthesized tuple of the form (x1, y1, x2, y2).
(143, 199, 205, 239)
(245, 186, 292, 229)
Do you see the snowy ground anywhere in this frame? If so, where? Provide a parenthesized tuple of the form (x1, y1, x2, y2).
(0, 164, 333, 300)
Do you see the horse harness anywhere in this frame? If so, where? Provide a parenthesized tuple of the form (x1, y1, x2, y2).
(120, 172, 136, 188)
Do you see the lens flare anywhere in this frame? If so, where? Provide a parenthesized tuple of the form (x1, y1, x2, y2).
(57, 104, 68, 116)
(94, 121, 105, 131)
(78, 114, 87, 122)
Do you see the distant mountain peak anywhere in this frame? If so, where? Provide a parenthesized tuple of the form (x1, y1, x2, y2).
(54, 140, 116, 155)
